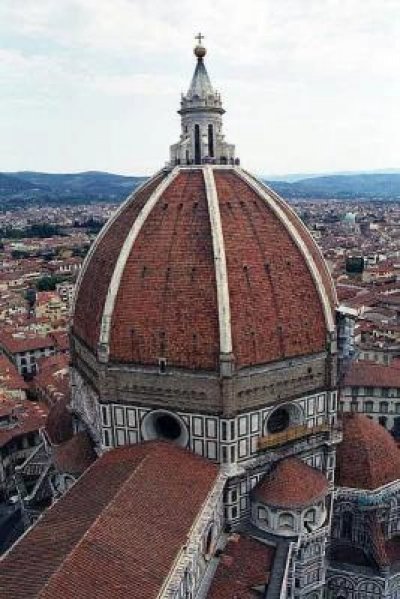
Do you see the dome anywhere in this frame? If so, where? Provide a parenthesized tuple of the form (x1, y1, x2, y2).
(72, 167, 336, 372)
(253, 457, 329, 508)
(336, 413, 400, 490)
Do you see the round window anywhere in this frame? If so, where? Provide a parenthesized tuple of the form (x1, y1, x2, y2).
(141, 410, 189, 447)
(267, 407, 290, 434)
(154, 413, 181, 440)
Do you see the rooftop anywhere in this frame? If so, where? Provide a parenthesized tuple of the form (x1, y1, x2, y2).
(0, 441, 218, 599)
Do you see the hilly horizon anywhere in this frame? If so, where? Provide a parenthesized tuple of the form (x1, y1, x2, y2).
(0, 169, 400, 207)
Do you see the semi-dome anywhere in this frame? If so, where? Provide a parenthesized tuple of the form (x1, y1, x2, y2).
(72, 166, 336, 372)
(336, 413, 400, 490)
(253, 457, 329, 509)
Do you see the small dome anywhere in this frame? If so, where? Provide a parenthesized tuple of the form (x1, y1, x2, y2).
(336, 413, 400, 490)
(253, 458, 328, 509)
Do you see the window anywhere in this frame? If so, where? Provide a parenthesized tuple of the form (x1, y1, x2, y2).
(258, 507, 268, 522)
(365, 386, 373, 396)
(208, 124, 214, 158)
(304, 508, 316, 532)
(101, 406, 109, 426)
(194, 124, 201, 164)
(380, 401, 389, 413)
(396, 403, 400, 414)
(379, 416, 387, 428)
(364, 401, 374, 413)
(103, 429, 110, 447)
(221, 422, 227, 441)
(279, 512, 295, 531)
(382, 388, 389, 398)
(267, 407, 290, 433)
(350, 401, 358, 412)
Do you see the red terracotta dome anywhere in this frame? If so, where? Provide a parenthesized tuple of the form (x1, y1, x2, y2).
(336, 413, 400, 490)
(253, 457, 329, 508)
(72, 166, 336, 372)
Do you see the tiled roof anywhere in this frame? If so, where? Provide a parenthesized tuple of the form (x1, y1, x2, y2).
(208, 534, 275, 599)
(45, 393, 73, 444)
(53, 431, 96, 475)
(0, 332, 55, 354)
(0, 397, 48, 448)
(0, 441, 218, 599)
(336, 413, 400, 490)
(343, 360, 400, 388)
(73, 172, 168, 351)
(253, 457, 328, 508)
(73, 167, 334, 371)
(0, 353, 28, 391)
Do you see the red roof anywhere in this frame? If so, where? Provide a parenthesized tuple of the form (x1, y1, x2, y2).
(253, 457, 328, 508)
(208, 534, 275, 599)
(0, 397, 48, 448)
(53, 431, 97, 475)
(0, 332, 55, 354)
(73, 167, 334, 371)
(0, 441, 219, 599)
(336, 413, 400, 490)
(0, 353, 28, 391)
(344, 361, 400, 389)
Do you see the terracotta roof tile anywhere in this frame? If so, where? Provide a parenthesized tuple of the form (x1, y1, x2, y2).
(336, 413, 400, 490)
(73, 167, 333, 371)
(53, 431, 97, 475)
(208, 534, 275, 599)
(253, 457, 328, 508)
(0, 397, 48, 448)
(0, 442, 218, 599)
(344, 361, 400, 389)
(73, 172, 168, 351)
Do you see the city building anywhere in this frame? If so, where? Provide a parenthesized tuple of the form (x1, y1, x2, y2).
(2, 37, 400, 599)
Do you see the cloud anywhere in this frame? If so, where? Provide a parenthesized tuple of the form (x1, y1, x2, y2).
(0, 0, 399, 173)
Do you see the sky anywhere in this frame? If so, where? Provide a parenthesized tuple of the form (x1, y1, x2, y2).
(0, 0, 399, 176)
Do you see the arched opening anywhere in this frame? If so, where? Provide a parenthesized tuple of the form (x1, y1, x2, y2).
(194, 124, 201, 164)
(267, 408, 290, 434)
(278, 512, 295, 532)
(342, 511, 353, 539)
(208, 124, 214, 158)
(154, 414, 181, 440)
(141, 410, 189, 447)
(303, 508, 317, 533)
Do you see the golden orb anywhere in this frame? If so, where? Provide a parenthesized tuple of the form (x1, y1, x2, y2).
(194, 44, 206, 59)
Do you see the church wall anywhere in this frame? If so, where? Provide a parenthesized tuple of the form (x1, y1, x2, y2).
(71, 335, 333, 417)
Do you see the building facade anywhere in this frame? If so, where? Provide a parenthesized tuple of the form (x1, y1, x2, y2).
(4, 38, 400, 599)
(69, 38, 339, 599)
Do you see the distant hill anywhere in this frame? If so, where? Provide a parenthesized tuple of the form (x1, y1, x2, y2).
(0, 173, 39, 195)
(0, 171, 147, 208)
(1, 170, 400, 208)
(265, 173, 400, 200)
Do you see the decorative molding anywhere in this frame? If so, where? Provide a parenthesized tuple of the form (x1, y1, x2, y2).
(203, 166, 233, 360)
(235, 167, 335, 334)
(97, 167, 179, 361)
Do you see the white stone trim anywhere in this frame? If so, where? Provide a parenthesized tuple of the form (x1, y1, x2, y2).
(203, 166, 233, 356)
(251, 172, 338, 307)
(98, 167, 179, 360)
(236, 168, 335, 333)
(71, 169, 166, 323)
